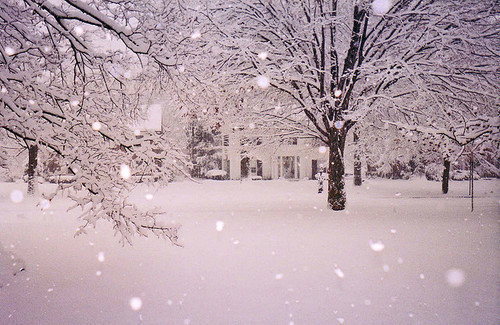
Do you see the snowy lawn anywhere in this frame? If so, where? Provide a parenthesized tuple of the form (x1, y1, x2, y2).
(0, 178, 499, 324)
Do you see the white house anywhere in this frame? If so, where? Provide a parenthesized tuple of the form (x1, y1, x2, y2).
(218, 128, 329, 180)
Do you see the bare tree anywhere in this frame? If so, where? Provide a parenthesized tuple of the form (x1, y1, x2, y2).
(191, 0, 498, 210)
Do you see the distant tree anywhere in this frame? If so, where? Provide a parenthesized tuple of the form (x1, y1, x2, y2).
(372, 0, 499, 192)
(382, 72, 499, 193)
(186, 117, 223, 177)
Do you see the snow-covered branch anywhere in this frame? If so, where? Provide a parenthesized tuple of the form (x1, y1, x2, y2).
(1, 0, 190, 244)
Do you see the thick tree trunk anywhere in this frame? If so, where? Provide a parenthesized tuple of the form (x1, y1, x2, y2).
(27, 144, 38, 195)
(442, 159, 450, 194)
(353, 131, 362, 186)
(327, 131, 346, 210)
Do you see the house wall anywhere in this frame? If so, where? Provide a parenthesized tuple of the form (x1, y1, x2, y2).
(229, 152, 241, 180)
(222, 133, 329, 180)
(270, 139, 328, 179)
(262, 157, 272, 179)
(302, 157, 312, 179)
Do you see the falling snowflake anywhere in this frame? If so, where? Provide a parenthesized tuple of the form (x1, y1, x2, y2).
(10, 190, 23, 203)
(145, 193, 154, 200)
(74, 26, 84, 36)
(372, 0, 393, 15)
(92, 121, 102, 131)
(190, 30, 201, 39)
(318, 146, 327, 154)
(256, 75, 270, 89)
(28, 99, 36, 105)
(258, 52, 268, 60)
(334, 120, 345, 129)
(39, 199, 51, 210)
(96, 270, 102, 276)
(1, 87, 7, 93)
(178, 65, 186, 73)
(446, 268, 465, 287)
(70, 100, 80, 107)
(369, 240, 385, 252)
(275, 273, 284, 280)
(249, 122, 256, 129)
(5, 46, 15, 56)
(420, 273, 425, 279)
(334, 89, 342, 98)
(383, 264, 390, 272)
(120, 164, 131, 179)
(97, 252, 105, 262)
(216, 221, 224, 232)
(334, 266, 345, 278)
(129, 297, 143, 311)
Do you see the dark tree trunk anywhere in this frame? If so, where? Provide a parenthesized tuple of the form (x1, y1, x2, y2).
(327, 129, 346, 210)
(353, 131, 362, 186)
(442, 159, 450, 194)
(27, 144, 38, 194)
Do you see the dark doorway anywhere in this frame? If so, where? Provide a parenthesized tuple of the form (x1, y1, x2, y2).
(241, 157, 249, 178)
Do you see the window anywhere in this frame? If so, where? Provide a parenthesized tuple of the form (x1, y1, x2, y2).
(223, 135, 229, 146)
(238, 136, 261, 146)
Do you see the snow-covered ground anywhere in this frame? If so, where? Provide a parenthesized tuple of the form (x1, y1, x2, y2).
(0, 178, 499, 324)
